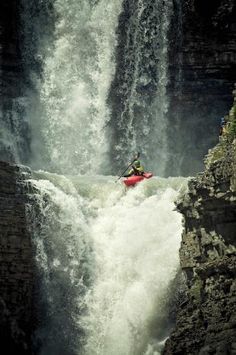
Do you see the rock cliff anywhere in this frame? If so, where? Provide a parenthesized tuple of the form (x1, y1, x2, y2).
(164, 88, 236, 354)
(0, 161, 34, 355)
(167, 0, 236, 176)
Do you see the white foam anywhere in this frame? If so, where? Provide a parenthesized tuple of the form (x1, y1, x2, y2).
(28, 174, 186, 354)
(30, 0, 123, 174)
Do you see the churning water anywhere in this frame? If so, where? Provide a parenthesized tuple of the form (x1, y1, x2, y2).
(18, 0, 187, 353)
(20, 0, 173, 176)
(27, 173, 187, 355)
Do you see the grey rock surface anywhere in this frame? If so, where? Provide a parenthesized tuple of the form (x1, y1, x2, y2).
(167, 0, 236, 176)
(0, 161, 34, 355)
(164, 106, 236, 354)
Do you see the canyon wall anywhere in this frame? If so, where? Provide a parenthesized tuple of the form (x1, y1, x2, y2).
(167, 0, 236, 176)
(164, 88, 236, 354)
(0, 162, 35, 354)
(0, 1, 236, 354)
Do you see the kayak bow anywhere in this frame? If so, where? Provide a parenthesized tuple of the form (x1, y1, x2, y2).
(123, 172, 153, 187)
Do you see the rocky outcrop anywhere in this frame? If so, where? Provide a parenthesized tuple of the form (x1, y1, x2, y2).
(0, 161, 34, 354)
(164, 90, 236, 354)
(167, 0, 236, 176)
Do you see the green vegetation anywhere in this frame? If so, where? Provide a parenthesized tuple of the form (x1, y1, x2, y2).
(228, 102, 236, 138)
(205, 86, 236, 167)
(190, 277, 203, 304)
(223, 85, 236, 140)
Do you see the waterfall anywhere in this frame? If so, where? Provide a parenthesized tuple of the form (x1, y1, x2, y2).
(108, 0, 173, 176)
(27, 173, 187, 355)
(21, 0, 123, 174)
(18, 1, 187, 354)
(19, 0, 173, 176)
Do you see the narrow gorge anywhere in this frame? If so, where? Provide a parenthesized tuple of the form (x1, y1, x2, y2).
(0, 1, 236, 354)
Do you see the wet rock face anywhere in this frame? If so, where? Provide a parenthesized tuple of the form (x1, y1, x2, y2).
(0, 1, 32, 164)
(0, 0, 56, 165)
(0, 161, 34, 355)
(167, 0, 236, 176)
(163, 139, 236, 354)
(194, 0, 222, 19)
(0, 1, 29, 162)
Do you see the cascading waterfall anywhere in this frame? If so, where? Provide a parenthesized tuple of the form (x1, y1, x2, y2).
(108, 0, 173, 175)
(0, 97, 29, 163)
(27, 174, 95, 355)
(22, 0, 123, 174)
(20, 0, 173, 175)
(27, 173, 187, 355)
(19, 1, 187, 354)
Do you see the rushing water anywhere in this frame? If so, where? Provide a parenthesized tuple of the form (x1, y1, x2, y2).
(18, 1, 187, 353)
(108, 0, 173, 176)
(20, 0, 173, 176)
(22, 0, 123, 174)
(27, 173, 187, 355)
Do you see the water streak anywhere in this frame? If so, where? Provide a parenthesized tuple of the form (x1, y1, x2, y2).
(28, 0, 123, 174)
(108, 0, 173, 176)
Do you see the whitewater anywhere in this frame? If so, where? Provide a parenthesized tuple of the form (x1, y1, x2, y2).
(27, 173, 187, 355)
(18, 0, 188, 353)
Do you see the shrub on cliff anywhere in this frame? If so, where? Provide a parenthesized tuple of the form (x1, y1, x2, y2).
(228, 98, 236, 138)
(205, 84, 236, 166)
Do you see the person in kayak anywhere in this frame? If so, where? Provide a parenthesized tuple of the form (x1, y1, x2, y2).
(124, 159, 144, 177)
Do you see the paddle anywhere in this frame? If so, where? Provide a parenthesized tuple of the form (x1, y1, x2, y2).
(115, 152, 140, 183)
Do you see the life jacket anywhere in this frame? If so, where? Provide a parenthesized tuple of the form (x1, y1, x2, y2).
(128, 165, 144, 176)
(136, 166, 144, 173)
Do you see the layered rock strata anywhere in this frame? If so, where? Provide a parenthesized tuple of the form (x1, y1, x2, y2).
(164, 92, 236, 354)
(0, 161, 34, 355)
(167, 0, 236, 176)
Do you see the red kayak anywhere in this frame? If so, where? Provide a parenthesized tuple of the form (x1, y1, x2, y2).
(123, 173, 153, 187)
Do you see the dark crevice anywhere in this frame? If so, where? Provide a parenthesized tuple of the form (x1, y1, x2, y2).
(194, 0, 222, 19)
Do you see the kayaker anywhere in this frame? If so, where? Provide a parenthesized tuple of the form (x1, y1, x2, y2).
(124, 159, 144, 177)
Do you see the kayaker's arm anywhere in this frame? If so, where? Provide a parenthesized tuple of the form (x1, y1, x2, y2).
(124, 169, 133, 177)
(115, 152, 140, 182)
(132, 165, 138, 175)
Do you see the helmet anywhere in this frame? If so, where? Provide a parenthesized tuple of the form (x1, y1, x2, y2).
(133, 160, 141, 168)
